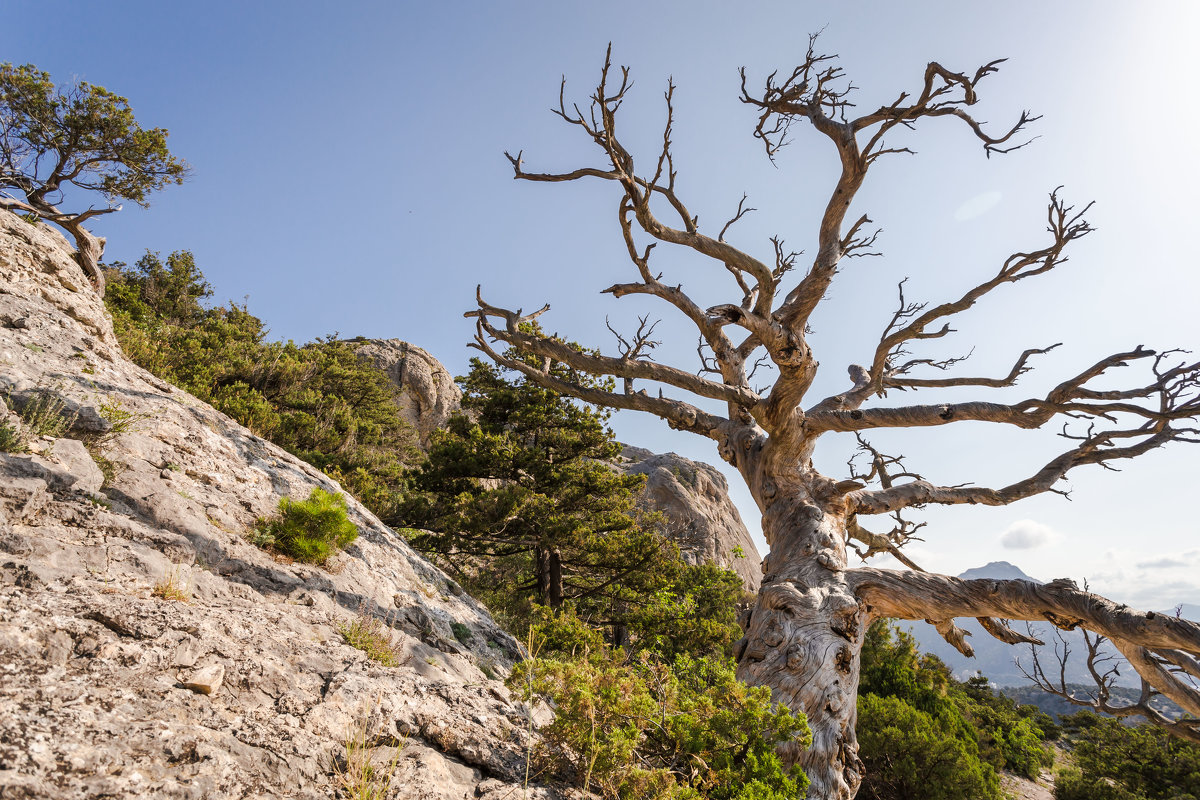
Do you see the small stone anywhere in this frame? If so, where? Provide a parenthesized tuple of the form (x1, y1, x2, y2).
(180, 664, 225, 696)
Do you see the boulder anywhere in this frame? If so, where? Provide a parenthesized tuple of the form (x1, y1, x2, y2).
(350, 339, 463, 448)
(619, 446, 762, 592)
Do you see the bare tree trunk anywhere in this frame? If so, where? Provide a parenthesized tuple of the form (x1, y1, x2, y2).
(56, 217, 106, 296)
(736, 484, 865, 800)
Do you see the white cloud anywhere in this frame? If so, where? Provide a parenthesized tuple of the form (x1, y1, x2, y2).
(999, 519, 1058, 550)
(1135, 549, 1200, 570)
(1081, 548, 1200, 609)
(1137, 556, 1188, 569)
(953, 190, 1003, 221)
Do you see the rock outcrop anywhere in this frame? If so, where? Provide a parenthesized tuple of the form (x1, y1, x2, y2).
(619, 446, 762, 592)
(349, 339, 462, 448)
(0, 211, 571, 799)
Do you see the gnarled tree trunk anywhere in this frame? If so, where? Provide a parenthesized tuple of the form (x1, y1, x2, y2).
(738, 501, 864, 799)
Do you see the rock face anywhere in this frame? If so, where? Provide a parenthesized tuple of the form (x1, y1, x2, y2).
(619, 446, 762, 592)
(349, 339, 463, 448)
(0, 211, 573, 800)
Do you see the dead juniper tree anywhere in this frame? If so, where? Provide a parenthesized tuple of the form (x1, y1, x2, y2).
(468, 40, 1200, 800)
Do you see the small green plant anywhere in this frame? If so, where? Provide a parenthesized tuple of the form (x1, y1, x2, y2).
(22, 342, 43, 353)
(479, 662, 497, 680)
(450, 622, 473, 644)
(152, 567, 190, 602)
(12, 388, 76, 438)
(337, 608, 401, 667)
(254, 487, 358, 565)
(0, 420, 28, 453)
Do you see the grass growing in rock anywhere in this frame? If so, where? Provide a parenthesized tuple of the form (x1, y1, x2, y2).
(334, 703, 403, 800)
(337, 609, 401, 667)
(254, 488, 358, 565)
(11, 388, 76, 438)
(151, 568, 190, 602)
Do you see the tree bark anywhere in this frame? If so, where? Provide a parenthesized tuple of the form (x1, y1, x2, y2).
(736, 474, 866, 800)
(535, 546, 565, 609)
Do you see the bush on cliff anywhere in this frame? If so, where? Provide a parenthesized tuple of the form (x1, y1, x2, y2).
(253, 487, 358, 565)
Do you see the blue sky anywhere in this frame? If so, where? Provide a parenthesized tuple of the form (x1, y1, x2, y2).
(5, 1, 1198, 609)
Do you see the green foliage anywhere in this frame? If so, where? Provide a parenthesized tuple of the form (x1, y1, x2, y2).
(857, 621, 1056, 799)
(1054, 712, 1200, 800)
(0, 419, 27, 452)
(510, 630, 809, 800)
(450, 621, 472, 644)
(401, 353, 739, 641)
(11, 388, 75, 438)
(622, 561, 746, 660)
(0, 62, 187, 211)
(857, 693, 999, 800)
(255, 488, 358, 565)
(103, 251, 421, 521)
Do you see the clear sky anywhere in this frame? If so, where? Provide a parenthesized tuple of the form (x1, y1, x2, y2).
(5, 1, 1198, 610)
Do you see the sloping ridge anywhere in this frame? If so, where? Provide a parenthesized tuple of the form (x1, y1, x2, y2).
(0, 211, 572, 799)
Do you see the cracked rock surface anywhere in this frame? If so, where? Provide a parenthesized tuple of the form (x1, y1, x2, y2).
(0, 211, 574, 799)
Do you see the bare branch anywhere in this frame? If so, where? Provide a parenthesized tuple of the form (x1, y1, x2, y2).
(827, 190, 1092, 407)
(1019, 628, 1200, 742)
(468, 287, 759, 411)
(852, 569, 1200, 724)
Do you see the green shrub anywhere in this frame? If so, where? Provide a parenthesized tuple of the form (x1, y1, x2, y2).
(1056, 712, 1200, 800)
(255, 488, 358, 564)
(509, 610, 810, 800)
(857, 693, 1000, 800)
(103, 251, 421, 524)
(450, 621, 472, 644)
(12, 388, 75, 438)
(856, 621, 1055, 799)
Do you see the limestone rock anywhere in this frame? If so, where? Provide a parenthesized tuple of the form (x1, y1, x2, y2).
(180, 663, 225, 695)
(619, 446, 762, 592)
(350, 338, 463, 448)
(0, 209, 571, 800)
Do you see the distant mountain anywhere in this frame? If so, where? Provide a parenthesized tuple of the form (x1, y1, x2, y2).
(957, 561, 1042, 583)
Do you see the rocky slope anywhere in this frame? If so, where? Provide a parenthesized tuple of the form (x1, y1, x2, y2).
(0, 211, 571, 799)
